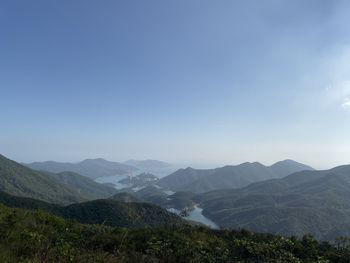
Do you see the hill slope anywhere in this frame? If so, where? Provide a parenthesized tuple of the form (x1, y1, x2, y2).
(270, 159, 314, 177)
(158, 160, 313, 193)
(0, 190, 61, 213)
(62, 199, 185, 228)
(0, 154, 84, 204)
(0, 189, 186, 228)
(47, 171, 117, 199)
(195, 165, 350, 240)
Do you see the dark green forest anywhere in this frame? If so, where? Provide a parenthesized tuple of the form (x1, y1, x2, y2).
(1, 203, 350, 263)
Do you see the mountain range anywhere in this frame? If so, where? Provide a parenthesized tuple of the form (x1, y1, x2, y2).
(25, 158, 178, 179)
(112, 161, 350, 240)
(0, 154, 187, 228)
(187, 165, 350, 240)
(157, 159, 314, 193)
(25, 158, 138, 179)
(4, 152, 350, 241)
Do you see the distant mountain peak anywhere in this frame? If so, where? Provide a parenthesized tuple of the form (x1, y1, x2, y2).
(272, 159, 301, 165)
(158, 159, 315, 193)
(269, 159, 314, 178)
(25, 158, 138, 179)
(238, 161, 265, 167)
(271, 159, 314, 169)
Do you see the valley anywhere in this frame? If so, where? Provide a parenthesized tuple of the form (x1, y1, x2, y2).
(2, 152, 350, 261)
(10, 153, 350, 240)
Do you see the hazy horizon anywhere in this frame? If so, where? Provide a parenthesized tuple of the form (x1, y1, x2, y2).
(2, 0, 350, 169)
(6, 155, 338, 171)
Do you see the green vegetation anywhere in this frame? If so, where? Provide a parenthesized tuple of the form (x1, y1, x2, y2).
(0, 154, 84, 205)
(0, 190, 186, 229)
(0, 154, 187, 229)
(194, 165, 350, 240)
(113, 189, 196, 211)
(119, 164, 350, 241)
(134, 185, 169, 204)
(62, 199, 186, 228)
(0, 190, 61, 213)
(48, 171, 117, 199)
(1, 203, 350, 262)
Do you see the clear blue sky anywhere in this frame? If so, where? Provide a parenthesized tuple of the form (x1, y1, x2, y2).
(1, 0, 350, 168)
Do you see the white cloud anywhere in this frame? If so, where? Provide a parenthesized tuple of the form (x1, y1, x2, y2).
(342, 98, 350, 108)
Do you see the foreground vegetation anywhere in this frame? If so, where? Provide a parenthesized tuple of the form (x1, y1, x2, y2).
(1, 204, 350, 262)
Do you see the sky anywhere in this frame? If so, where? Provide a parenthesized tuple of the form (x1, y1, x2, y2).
(1, 0, 350, 169)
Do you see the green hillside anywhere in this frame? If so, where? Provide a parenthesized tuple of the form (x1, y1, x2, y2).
(48, 171, 117, 199)
(112, 189, 195, 210)
(0, 190, 61, 213)
(194, 165, 350, 240)
(0, 190, 186, 229)
(0, 154, 84, 205)
(62, 199, 186, 228)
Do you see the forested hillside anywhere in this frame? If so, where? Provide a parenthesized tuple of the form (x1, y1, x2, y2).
(0, 154, 84, 205)
(0, 190, 186, 229)
(158, 160, 313, 193)
(1, 203, 350, 263)
(195, 165, 350, 240)
(48, 171, 117, 199)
